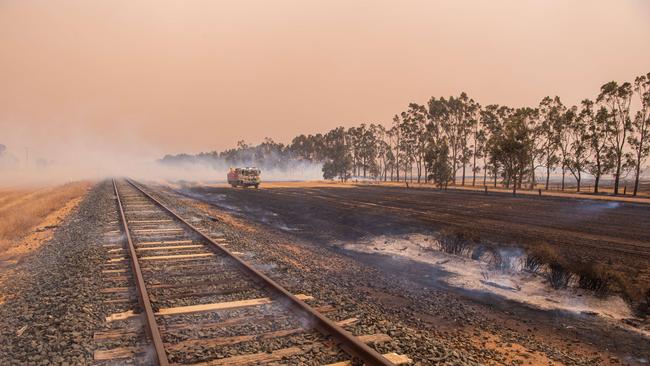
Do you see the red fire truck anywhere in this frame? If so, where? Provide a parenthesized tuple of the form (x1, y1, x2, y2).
(227, 167, 261, 188)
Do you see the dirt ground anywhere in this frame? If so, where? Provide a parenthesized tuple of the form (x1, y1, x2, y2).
(168, 180, 650, 365)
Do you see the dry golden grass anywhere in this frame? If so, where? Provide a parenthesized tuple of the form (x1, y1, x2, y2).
(0, 182, 91, 253)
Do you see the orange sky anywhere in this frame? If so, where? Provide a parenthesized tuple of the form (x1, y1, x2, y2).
(1, 0, 649, 159)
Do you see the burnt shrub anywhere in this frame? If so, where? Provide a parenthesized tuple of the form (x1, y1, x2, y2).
(438, 228, 478, 256)
(524, 255, 544, 273)
(494, 247, 525, 272)
(641, 288, 650, 316)
(524, 242, 556, 273)
(471, 245, 488, 260)
(486, 248, 507, 270)
(471, 245, 521, 271)
(609, 272, 650, 317)
(575, 262, 612, 297)
(547, 263, 575, 290)
(528, 244, 575, 289)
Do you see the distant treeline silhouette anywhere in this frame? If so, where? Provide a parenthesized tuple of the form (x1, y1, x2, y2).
(161, 73, 649, 196)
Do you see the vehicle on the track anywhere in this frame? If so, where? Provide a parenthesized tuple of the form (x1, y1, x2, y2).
(227, 167, 261, 188)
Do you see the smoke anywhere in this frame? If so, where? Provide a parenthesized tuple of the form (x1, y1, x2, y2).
(0, 126, 323, 186)
(157, 158, 324, 183)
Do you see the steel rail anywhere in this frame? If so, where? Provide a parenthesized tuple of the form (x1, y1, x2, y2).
(125, 179, 395, 366)
(112, 179, 169, 366)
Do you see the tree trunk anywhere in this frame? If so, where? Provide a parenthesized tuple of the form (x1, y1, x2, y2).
(561, 165, 565, 191)
(633, 164, 640, 196)
(472, 155, 477, 186)
(545, 165, 550, 190)
(483, 157, 488, 187)
(396, 152, 399, 181)
(530, 160, 536, 189)
(461, 163, 466, 186)
(614, 155, 621, 195)
(633, 149, 642, 196)
(452, 148, 457, 185)
(594, 156, 601, 193)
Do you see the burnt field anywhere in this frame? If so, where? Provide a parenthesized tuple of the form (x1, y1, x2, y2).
(159, 181, 650, 364)
(179, 183, 650, 261)
(177, 183, 650, 311)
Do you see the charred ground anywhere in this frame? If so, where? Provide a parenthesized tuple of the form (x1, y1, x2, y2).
(178, 183, 650, 264)
(169, 181, 650, 363)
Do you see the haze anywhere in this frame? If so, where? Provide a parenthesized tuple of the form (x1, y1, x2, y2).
(1, 0, 649, 164)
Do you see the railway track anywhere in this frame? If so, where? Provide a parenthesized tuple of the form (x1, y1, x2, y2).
(93, 179, 410, 365)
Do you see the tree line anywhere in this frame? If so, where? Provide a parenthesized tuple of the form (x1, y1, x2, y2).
(162, 73, 649, 196)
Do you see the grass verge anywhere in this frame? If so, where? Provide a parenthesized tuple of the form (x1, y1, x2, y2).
(0, 182, 91, 254)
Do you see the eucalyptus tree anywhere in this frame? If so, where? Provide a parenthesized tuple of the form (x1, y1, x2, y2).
(430, 93, 469, 184)
(402, 103, 429, 182)
(347, 126, 361, 177)
(469, 103, 486, 186)
(597, 81, 633, 194)
(538, 96, 563, 190)
(444, 93, 474, 184)
(483, 105, 511, 187)
(517, 106, 542, 189)
(489, 108, 533, 195)
(458, 97, 480, 185)
(566, 106, 591, 192)
(322, 127, 352, 181)
(390, 115, 402, 181)
(357, 123, 378, 179)
(584, 104, 613, 193)
(426, 140, 452, 189)
(371, 124, 391, 181)
(398, 110, 417, 182)
(553, 101, 577, 190)
(630, 73, 650, 196)
(424, 103, 443, 183)
(514, 107, 539, 189)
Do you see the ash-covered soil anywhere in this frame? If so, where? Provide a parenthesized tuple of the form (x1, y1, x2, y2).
(0, 181, 116, 365)
(163, 182, 650, 365)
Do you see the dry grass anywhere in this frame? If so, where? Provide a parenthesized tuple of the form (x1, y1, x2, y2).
(0, 182, 91, 253)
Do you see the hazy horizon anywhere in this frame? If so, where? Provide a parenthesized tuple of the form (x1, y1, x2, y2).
(2, 0, 649, 169)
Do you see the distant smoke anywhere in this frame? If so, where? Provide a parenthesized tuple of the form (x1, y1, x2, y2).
(158, 140, 324, 182)
(156, 158, 323, 182)
(0, 140, 323, 186)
